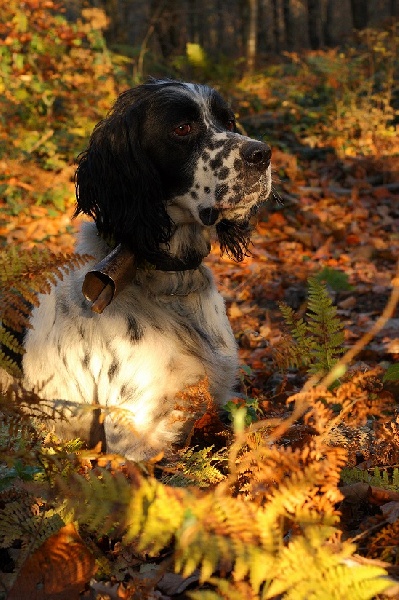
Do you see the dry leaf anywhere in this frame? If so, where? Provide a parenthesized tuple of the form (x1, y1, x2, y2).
(8, 523, 96, 600)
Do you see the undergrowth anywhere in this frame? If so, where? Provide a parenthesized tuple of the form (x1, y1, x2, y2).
(254, 25, 399, 157)
(277, 276, 345, 379)
(0, 247, 91, 376)
(1, 248, 399, 599)
(1, 3, 399, 595)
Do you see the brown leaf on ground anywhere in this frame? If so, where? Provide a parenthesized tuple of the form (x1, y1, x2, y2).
(8, 523, 96, 600)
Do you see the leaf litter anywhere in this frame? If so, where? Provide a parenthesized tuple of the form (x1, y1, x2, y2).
(1, 116, 399, 599)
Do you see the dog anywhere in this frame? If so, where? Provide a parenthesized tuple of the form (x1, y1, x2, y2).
(22, 79, 272, 460)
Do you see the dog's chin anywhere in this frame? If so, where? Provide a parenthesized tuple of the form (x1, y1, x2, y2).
(217, 188, 267, 219)
(218, 203, 261, 224)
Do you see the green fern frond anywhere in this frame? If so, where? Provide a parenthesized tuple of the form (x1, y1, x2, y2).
(130, 476, 185, 553)
(63, 468, 186, 553)
(264, 532, 390, 600)
(162, 446, 226, 488)
(62, 468, 132, 535)
(0, 488, 66, 551)
(0, 352, 21, 378)
(0, 328, 24, 355)
(341, 466, 399, 491)
(278, 304, 313, 352)
(306, 276, 345, 373)
(277, 277, 345, 379)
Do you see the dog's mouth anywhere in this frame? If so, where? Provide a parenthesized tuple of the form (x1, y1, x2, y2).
(198, 190, 267, 227)
(198, 206, 220, 226)
(198, 172, 271, 226)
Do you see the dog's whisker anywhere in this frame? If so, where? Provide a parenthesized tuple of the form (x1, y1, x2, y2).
(271, 185, 284, 206)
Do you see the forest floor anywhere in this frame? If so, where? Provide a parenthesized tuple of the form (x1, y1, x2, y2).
(1, 112, 399, 598)
(2, 114, 398, 404)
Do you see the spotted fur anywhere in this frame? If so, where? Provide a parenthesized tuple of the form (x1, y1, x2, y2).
(22, 79, 272, 460)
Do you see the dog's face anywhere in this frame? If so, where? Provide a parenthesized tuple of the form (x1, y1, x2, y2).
(75, 79, 272, 265)
(137, 82, 272, 226)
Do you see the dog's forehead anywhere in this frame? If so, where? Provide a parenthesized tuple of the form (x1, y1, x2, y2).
(154, 82, 230, 119)
(182, 82, 230, 113)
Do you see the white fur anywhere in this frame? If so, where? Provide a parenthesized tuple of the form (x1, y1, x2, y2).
(22, 80, 272, 460)
(23, 224, 237, 459)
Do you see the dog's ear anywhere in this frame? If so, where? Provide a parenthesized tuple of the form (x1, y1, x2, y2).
(216, 219, 252, 262)
(74, 90, 173, 263)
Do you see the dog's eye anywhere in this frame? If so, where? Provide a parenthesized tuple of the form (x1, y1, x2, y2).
(173, 123, 192, 136)
(226, 119, 235, 132)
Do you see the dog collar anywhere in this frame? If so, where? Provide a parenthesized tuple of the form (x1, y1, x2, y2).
(101, 233, 206, 272)
(83, 242, 209, 313)
(145, 252, 204, 272)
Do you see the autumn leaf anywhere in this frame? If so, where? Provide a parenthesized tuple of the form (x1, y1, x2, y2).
(8, 523, 96, 600)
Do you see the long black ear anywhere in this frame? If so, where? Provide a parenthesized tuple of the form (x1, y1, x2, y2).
(216, 219, 252, 262)
(74, 88, 173, 264)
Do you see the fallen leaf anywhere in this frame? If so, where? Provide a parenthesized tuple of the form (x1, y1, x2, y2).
(369, 487, 399, 506)
(228, 302, 243, 318)
(158, 571, 200, 595)
(338, 296, 357, 310)
(380, 501, 399, 524)
(8, 523, 96, 600)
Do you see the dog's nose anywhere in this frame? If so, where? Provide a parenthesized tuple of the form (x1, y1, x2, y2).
(240, 141, 271, 167)
(199, 206, 220, 225)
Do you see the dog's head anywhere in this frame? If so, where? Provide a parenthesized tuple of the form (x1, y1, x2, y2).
(75, 79, 272, 266)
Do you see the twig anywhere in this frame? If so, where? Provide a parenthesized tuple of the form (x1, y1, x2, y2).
(26, 129, 54, 156)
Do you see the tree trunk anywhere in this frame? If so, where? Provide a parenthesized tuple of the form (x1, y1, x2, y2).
(307, 0, 322, 49)
(350, 0, 369, 30)
(283, 0, 294, 51)
(247, 0, 258, 72)
(390, 0, 399, 17)
(323, 0, 334, 47)
(272, 0, 280, 53)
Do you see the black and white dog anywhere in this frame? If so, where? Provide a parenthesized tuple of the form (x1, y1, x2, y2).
(22, 79, 272, 460)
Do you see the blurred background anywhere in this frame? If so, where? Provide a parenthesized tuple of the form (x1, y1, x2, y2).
(0, 0, 398, 251)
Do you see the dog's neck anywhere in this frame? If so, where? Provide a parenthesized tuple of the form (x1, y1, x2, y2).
(135, 222, 214, 297)
(77, 222, 212, 270)
(155, 221, 211, 272)
(146, 250, 204, 272)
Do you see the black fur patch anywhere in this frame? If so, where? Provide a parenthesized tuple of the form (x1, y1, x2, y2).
(126, 316, 143, 342)
(108, 361, 119, 380)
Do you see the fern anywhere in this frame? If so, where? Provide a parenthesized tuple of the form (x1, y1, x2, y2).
(367, 519, 399, 563)
(0, 487, 66, 551)
(61, 467, 186, 552)
(60, 394, 393, 599)
(278, 276, 345, 379)
(278, 304, 314, 368)
(306, 276, 345, 373)
(0, 247, 395, 598)
(162, 446, 226, 488)
(0, 247, 91, 376)
(263, 533, 390, 600)
(341, 466, 399, 491)
(383, 363, 399, 382)
(63, 458, 392, 600)
(0, 382, 393, 599)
